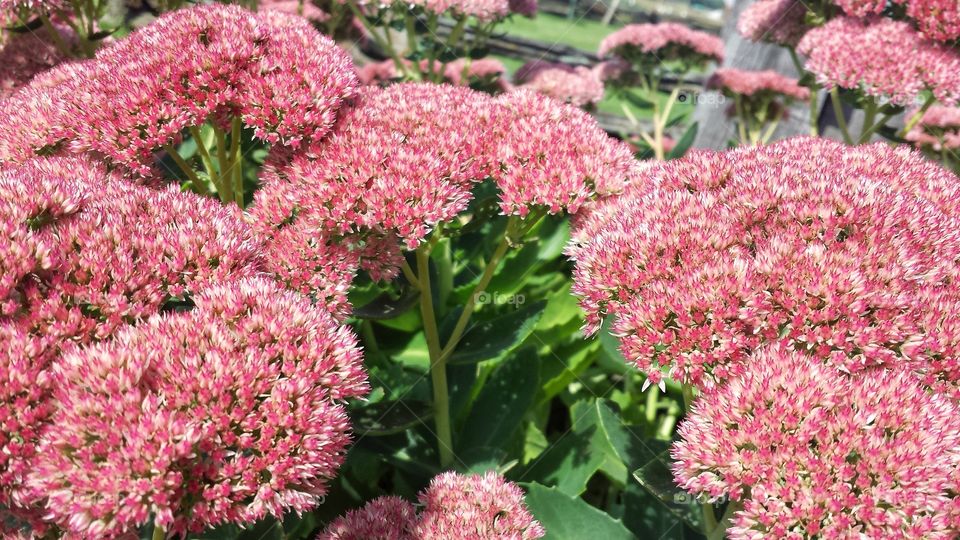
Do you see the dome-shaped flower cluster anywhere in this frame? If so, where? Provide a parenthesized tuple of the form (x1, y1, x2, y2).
(514, 60, 605, 108)
(319, 472, 545, 540)
(598, 22, 724, 68)
(249, 83, 636, 297)
(797, 16, 960, 106)
(906, 105, 960, 151)
(673, 346, 960, 539)
(737, 0, 809, 46)
(490, 89, 639, 217)
(0, 4, 358, 174)
(832, 0, 960, 42)
(707, 68, 809, 101)
(567, 137, 960, 391)
(0, 24, 71, 99)
(444, 57, 510, 93)
(30, 277, 368, 538)
(0, 156, 263, 528)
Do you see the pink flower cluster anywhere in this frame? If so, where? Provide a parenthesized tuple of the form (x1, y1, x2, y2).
(567, 137, 960, 391)
(491, 89, 638, 216)
(0, 156, 263, 529)
(444, 57, 510, 92)
(250, 83, 636, 295)
(319, 471, 545, 539)
(906, 104, 960, 150)
(673, 347, 960, 538)
(514, 60, 605, 108)
(737, 0, 809, 47)
(0, 4, 358, 174)
(598, 22, 724, 67)
(31, 278, 368, 538)
(0, 24, 71, 98)
(832, 0, 960, 42)
(797, 16, 960, 105)
(707, 68, 810, 100)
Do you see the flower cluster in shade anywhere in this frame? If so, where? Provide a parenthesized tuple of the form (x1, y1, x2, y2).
(736, 0, 809, 47)
(598, 22, 724, 70)
(513, 60, 604, 108)
(0, 156, 263, 532)
(0, 4, 358, 174)
(0, 24, 72, 99)
(906, 105, 960, 151)
(249, 83, 637, 293)
(833, 0, 960, 42)
(566, 137, 960, 393)
(318, 471, 546, 539)
(30, 277, 368, 538)
(673, 347, 960, 539)
(707, 68, 809, 101)
(797, 16, 960, 106)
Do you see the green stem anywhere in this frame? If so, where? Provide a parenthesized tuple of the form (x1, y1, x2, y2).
(214, 126, 233, 203)
(38, 13, 73, 57)
(405, 13, 423, 78)
(809, 85, 821, 136)
(644, 383, 659, 424)
(188, 126, 217, 185)
(858, 111, 894, 144)
(346, 2, 408, 77)
(734, 95, 749, 146)
(760, 113, 782, 144)
(436, 217, 518, 364)
(829, 88, 853, 144)
(162, 143, 204, 191)
(230, 117, 243, 207)
(900, 95, 936, 138)
(401, 259, 420, 289)
(152, 525, 165, 540)
(707, 501, 741, 540)
(418, 246, 454, 467)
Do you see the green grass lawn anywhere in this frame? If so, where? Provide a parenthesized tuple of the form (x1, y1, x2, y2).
(496, 11, 614, 52)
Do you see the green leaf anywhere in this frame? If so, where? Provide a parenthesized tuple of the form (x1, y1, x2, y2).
(535, 283, 582, 331)
(667, 121, 699, 160)
(633, 453, 708, 533)
(623, 90, 655, 110)
(393, 332, 430, 372)
(522, 483, 634, 540)
(351, 399, 433, 437)
(448, 301, 547, 364)
(521, 425, 604, 496)
(458, 348, 540, 466)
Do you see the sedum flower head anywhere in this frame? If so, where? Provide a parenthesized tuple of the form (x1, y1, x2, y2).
(0, 24, 72, 99)
(406, 0, 510, 21)
(902, 0, 960, 42)
(598, 22, 724, 68)
(906, 104, 960, 151)
(567, 137, 960, 390)
(673, 346, 960, 539)
(737, 0, 809, 47)
(251, 83, 496, 251)
(0, 4, 358, 174)
(30, 278, 368, 538)
(513, 60, 604, 108)
(797, 16, 960, 106)
(707, 68, 809, 101)
(318, 472, 545, 540)
(0, 156, 262, 518)
(490, 89, 639, 217)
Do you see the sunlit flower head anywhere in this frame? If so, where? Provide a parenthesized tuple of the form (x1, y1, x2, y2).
(673, 346, 960, 538)
(737, 0, 809, 47)
(797, 16, 960, 106)
(443, 57, 510, 93)
(598, 22, 724, 69)
(514, 60, 604, 108)
(707, 68, 809, 100)
(0, 4, 358, 174)
(407, 0, 510, 21)
(906, 105, 960, 151)
(318, 472, 545, 540)
(490, 89, 639, 217)
(568, 137, 960, 391)
(0, 156, 263, 525)
(30, 277, 368, 538)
